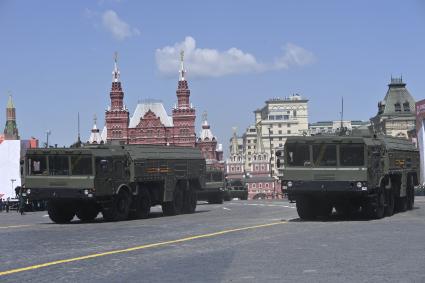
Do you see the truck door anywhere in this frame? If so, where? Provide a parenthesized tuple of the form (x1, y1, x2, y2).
(112, 159, 127, 192)
(95, 157, 113, 196)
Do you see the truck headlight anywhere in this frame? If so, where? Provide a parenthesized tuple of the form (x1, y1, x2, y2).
(287, 181, 293, 188)
(84, 189, 89, 195)
(26, 189, 31, 194)
(356, 182, 362, 189)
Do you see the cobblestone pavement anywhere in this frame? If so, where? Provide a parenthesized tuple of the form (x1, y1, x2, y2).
(0, 198, 424, 282)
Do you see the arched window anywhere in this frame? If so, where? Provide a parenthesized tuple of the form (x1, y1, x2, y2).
(259, 183, 262, 188)
(394, 103, 401, 112)
(403, 102, 410, 112)
(252, 183, 256, 188)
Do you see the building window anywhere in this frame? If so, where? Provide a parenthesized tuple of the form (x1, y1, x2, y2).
(252, 183, 256, 188)
(278, 130, 282, 134)
(259, 183, 262, 188)
(287, 130, 291, 134)
(279, 137, 282, 141)
(265, 183, 269, 188)
(278, 124, 282, 128)
(287, 124, 291, 128)
(394, 103, 401, 112)
(403, 102, 410, 112)
(293, 110, 297, 117)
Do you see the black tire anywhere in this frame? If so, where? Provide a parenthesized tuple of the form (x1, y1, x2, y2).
(48, 200, 75, 224)
(162, 186, 184, 216)
(103, 189, 131, 221)
(395, 196, 408, 212)
(208, 194, 223, 204)
(316, 201, 333, 218)
(183, 189, 197, 214)
(296, 196, 316, 220)
(366, 191, 385, 219)
(384, 189, 395, 217)
(76, 202, 99, 222)
(130, 190, 151, 219)
(223, 192, 232, 201)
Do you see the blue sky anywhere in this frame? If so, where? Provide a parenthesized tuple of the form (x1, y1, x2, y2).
(1, 1, 424, 150)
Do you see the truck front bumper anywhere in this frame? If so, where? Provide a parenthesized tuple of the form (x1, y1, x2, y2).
(26, 188, 96, 201)
(284, 180, 369, 197)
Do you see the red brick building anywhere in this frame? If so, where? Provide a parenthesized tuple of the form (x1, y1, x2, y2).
(103, 52, 196, 147)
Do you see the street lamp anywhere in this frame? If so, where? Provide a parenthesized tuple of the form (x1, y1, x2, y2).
(46, 130, 51, 148)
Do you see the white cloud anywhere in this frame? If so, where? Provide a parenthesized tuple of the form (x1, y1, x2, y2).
(155, 37, 315, 78)
(101, 10, 140, 40)
(273, 43, 315, 70)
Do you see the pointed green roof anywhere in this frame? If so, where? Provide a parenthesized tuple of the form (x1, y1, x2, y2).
(7, 94, 14, 109)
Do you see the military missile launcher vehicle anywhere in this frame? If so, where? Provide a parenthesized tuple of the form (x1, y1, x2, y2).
(21, 144, 205, 223)
(197, 165, 226, 204)
(277, 133, 419, 220)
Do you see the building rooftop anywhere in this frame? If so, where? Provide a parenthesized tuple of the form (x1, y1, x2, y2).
(129, 100, 173, 128)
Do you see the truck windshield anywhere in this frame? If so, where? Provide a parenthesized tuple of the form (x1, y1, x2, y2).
(340, 144, 364, 166)
(28, 155, 48, 175)
(313, 144, 337, 166)
(206, 172, 223, 182)
(71, 156, 93, 175)
(286, 143, 310, 166)
(49, 156, 69, 175)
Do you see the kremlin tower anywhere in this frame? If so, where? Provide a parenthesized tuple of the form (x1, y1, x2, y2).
(3, 94, 19, 140)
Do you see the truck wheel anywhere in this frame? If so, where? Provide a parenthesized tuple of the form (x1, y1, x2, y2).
(76, 202, 99, 222)
(316, 201, 332, 218)
(296, 196, 315, 220)
(103, 189, 131, 221)
(162, 187, 184, 216)
(208, 194, 223, 204)
(384, 190, 395, 217)
(48, 200, 75, 224)
(183, 189, 197, 214)
(131, 191, 151, 219)
(395, 197, 407, 212)
(366, 191, 385, 219)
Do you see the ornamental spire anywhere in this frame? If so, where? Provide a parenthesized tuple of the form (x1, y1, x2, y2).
(112, 51, 120, 83)
(179, 50, 186, 81)
(7, 91, 14, 109)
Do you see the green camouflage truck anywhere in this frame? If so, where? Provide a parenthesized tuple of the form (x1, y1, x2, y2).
(277, 134, 419, 220)
(197, 165, 226, 204)
(224, 179, 248, 201)
(21, 144, 205, 223)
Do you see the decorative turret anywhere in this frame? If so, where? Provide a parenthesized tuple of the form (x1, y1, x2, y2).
(110, 52, 125, 111)
(89, 115, 103, 144)
(105, 52, 129, 143)
(197, 112, 222, 164)
(4, 93, 19, 140)
(175, 50, 191, 109)
(172, 50, 196, 147)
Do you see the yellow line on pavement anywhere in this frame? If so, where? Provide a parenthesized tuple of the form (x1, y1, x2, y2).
(0, 224, 34, 229)
(0, 221, 286, 277)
